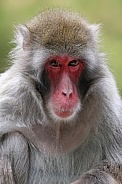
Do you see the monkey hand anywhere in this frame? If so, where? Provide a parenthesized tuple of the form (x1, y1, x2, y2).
(71, 169, 118, 184)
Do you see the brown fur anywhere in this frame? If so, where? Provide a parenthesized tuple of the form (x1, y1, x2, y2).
(26, 9, 90, 49)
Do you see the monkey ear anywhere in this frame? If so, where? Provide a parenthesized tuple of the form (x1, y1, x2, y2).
(14, 25, 32, 50)
(89, 24, 101, 42)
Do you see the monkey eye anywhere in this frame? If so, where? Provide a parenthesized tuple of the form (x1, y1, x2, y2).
(49, 60, 61, 67)
(68, 60, 79, 66)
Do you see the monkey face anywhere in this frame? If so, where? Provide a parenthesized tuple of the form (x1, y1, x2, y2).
(43, 54, 84, 121)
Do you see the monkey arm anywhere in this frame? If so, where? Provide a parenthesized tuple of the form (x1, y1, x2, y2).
(71, 170, 118, 184)
(0, 132, 29, 184)
(0, 158, 15, 184)
(71, 161, 122, 184)
(94, 161, 122, 183)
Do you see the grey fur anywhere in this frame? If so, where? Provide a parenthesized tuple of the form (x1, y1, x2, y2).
(0, 9, 122, 184)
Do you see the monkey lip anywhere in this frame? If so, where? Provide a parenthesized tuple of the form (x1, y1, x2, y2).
(54, 109, 74, 118)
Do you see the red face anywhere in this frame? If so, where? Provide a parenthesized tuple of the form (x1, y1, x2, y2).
(46, 55, 84, 119)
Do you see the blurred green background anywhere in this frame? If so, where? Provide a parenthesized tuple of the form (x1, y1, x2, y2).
(0, 0, 122, 93)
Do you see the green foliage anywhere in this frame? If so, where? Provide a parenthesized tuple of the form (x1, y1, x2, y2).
(0, 0, 122, 93)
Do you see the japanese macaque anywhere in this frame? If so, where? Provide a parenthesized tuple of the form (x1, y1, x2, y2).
(0, 8, 122, 184)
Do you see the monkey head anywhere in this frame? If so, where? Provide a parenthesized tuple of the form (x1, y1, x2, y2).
(12, 8, 101, 124)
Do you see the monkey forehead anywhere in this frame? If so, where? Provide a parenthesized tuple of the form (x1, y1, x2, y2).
(26, 9, 90, 49)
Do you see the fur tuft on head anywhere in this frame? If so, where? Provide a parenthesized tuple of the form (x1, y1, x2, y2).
(11, 8, 101, 60)
(25, 8, 99, 51)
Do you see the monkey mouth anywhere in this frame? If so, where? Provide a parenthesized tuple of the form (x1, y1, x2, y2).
(53, 108, 74, 118)
(50, 102, 80, 119)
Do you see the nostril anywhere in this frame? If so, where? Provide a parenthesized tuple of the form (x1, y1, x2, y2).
(69, 93, 72, 98)
(62, 92, 67, 96)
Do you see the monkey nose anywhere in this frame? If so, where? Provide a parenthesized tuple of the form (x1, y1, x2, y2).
(62, 90, 73, 98)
